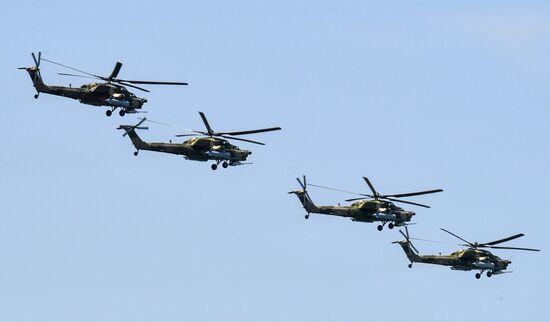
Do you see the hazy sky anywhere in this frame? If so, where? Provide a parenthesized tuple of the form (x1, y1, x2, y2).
(1, 1, 549, 321)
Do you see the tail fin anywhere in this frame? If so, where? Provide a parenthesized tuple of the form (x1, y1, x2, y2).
(394, 240, 421, 263)
(288, 176, 320, 214)
(18, 52, 47, 93)
(393, 227, 421, 263)
(117, 118, 149, 150)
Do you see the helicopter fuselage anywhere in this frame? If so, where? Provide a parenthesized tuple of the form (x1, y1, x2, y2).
(291, 189, 414, 229)
(122, 130, 251, 165)
(397, 242, 511, 275)
(24, 67, 146, 113)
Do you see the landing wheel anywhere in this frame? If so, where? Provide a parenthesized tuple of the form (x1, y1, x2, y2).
(106, 110, 112, 117)
(408, 263, 413, 268)
(377, 225, 383, 231)
(388, 223, 395, 229)
(222, 162, 228, 168)
(487, 271, 492, 277)
(305, 214, 309, 219)
(119, 110, 126, 117)
(133, 151, 139, 156)
(475, 273, 481, 279)
(211, 164, 218, 170)
(34, 94, 39, 99)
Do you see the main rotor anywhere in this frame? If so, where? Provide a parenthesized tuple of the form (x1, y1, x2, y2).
(39, 54, 188, 92)
(175, 112, 282, 145)
(440, 228, 540, 252)
(309, 177, 443, 208)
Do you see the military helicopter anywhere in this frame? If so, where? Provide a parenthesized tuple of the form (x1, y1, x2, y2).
(289, 176, 442, 231)
(394, 227, 540, 279)
(19, 52, 187, 116)
(117, 112, 281, 170)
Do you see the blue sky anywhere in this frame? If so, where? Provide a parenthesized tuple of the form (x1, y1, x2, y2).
(1, 1, 549, 321)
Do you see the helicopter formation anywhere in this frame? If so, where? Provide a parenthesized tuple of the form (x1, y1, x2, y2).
(20, 51, 540, 280)
(289, 175, 540, 278)
(20, 52, 280, 169)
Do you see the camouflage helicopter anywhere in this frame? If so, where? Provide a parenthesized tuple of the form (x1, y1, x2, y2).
(117, 112, 281, 170)
(289, 176, 442, 231)
(19, 52, 187, 117)
(394, 227, 540, 279)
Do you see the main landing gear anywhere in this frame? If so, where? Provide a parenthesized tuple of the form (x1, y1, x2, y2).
(106, 108, 126, 117)
(377, 222, 395, 231)
(475, 270, 493, 279)
(211, 161, 229, 170)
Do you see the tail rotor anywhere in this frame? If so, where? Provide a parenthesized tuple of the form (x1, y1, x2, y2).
(117, 117, 149, 137)
(396, 226, 419, 254)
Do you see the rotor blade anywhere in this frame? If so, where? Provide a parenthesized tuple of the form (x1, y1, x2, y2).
(41, 58, 103, 79)
(484, 246, 540, 252)
(383, 189, 444, 198)
(198, 112, 213, 135)
(384, 197, 431, 208)
(175, 132, 203, 137)
(399, 229, 408, 240)
(109, 62, 123, 80)
(345, 197, 369, 202)
(115, 79, 188, 85)
(32, 52, 39, 67)
(482, 234, 525, 246)
(296, 177, 306, 190)
(410, 242, 419, 254)
(219, 127, 282, 136)
(410, 237, 452, 245)
(440, 228, 474, 247)
(58, 73, 98, 80)
(307, 183, 365, 196)
(363, 177, 378, 197)
(117, 81, 150, 92)
(219, 135, 265, 145)
(135, 117, 147, 128)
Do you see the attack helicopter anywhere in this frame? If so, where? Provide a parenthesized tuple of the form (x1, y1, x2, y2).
(394, 227, 540, 279)
(289, 176, 442, 231)
(117, 112, 281, 170)
(19, 52, 187, 116)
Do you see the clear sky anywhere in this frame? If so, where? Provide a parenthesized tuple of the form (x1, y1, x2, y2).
(1, 1, 549, 321)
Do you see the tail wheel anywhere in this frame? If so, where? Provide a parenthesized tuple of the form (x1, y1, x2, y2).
(408, 263, 412, 268)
